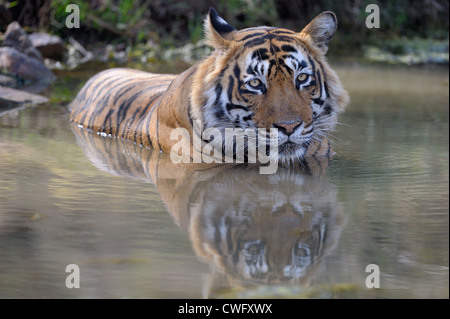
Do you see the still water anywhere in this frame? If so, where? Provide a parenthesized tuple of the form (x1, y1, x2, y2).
(0, 62, 448, 298)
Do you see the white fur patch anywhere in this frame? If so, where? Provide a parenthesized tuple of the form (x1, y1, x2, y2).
(216, 16, 229, 26)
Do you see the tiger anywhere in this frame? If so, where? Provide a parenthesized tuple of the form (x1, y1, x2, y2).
(69, 7, 349, 164)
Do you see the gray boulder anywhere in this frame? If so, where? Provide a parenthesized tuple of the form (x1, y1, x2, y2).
(29, 32, 65, 61)
(3, 21, 43, 61)
(0, 74, 16, 87)
(0, 86, 48, 105)
(0, 47, 56, 83)
(0, 21, 56, 84)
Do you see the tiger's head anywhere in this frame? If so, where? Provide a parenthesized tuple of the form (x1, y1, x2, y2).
(190, 8, 349, 162)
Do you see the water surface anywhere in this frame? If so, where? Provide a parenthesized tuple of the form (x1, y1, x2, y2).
(0, 62, 448, 298)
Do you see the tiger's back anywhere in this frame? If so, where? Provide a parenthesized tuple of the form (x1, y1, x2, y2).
(69, 68, 176, 146)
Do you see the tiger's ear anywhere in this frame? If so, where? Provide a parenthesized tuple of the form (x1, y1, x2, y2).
(204, 7, 236, 50)
(299, 11, 337, 55)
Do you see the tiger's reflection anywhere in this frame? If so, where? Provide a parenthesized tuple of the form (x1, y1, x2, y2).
(187, 168, 345, 287)
(72, 125, 346, 295)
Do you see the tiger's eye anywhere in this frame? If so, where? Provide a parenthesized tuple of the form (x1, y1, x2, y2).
(249, 78, 262, 88)
(297, 73, 308, 82)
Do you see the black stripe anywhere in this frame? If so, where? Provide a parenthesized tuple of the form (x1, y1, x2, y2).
(188, 98, 194, 127)
(122, 107, 141, 139)
(259, 63, 265, 75)
(214, 105, 226, 119)
(233, 63, 241, 80)
(237, 87, 256, 96)
(312, 97, 324, 106)
(156, 104, 161, 151)
(324, 81, 330, 97)
(243, 30, 298, 48)
(313, 70, 324, 105)
(78, 107, 91, 130)
(87, 77, 137, 130)
(240, 26, 273, 32)
(145, 97, 163, 149)
(271, 44, 281, 52)
(226, 103, 249, 112)
(96, 77, 136, 108)
(116, 91, 142, 131)
(213, 83, 223, 106)
(251, 48, 269, 60)
(112, 82, 136, 104)
(308, 54, 316, 75)
(281, 44, 297, 53)
(313, 141, 320, 157)
(299, 59, 307, 69)
(92, 74, 125, 102)
(244, 36, 269, 48)
(271, 30, 295, 35)
(134, 91, 164, 146)
(267, 59, 277, 78)
(179, 66, 197, 87)
(114, 82, 167, 105)
(77, 75, 123, 125)
(213, 83, 224, 119)
(75, 76, 102, 107)
(322, 104, 332, 115)
(101, 109, 115, 133)
(246, 65, 256, 75)
(278, 58, 292, 75)
(217, 64, 229, 79)
(326, 141, 331, 157)
(146, 125, 153, 148)
(139, 91, 164, 118)
(237, 32, 266, 42)
(274, 35, 298, 43)
(89, 78, 112, 102)
(227, 75, 234, 101)
(116, 86, 166, 141)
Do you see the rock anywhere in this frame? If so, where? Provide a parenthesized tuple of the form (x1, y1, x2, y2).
(29, 32, 65, 61)
(0, 22, 55, 90)
(0, 74, 16, 87)
(0, 47, 56, 83)
(0, 86, 48, 104)
(3, 21, 43, 61)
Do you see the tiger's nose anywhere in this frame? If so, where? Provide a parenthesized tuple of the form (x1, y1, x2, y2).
(273, 121, 302, 136)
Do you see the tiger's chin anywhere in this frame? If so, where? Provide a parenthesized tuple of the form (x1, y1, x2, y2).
(278, 141, 309, 163)
(277, 134, 332, 164)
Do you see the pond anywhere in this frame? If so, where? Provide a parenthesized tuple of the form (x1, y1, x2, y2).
(0, 61, 448, 298)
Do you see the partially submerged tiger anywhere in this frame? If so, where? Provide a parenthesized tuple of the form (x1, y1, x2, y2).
(70, 8, 349, 166)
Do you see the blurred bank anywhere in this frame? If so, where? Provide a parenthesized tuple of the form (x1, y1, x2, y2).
(0, 0, 449, 65)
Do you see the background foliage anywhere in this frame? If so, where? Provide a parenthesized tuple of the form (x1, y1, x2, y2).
(0, 0, 449, 55)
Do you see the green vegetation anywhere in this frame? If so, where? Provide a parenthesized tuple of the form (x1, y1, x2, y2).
(0, 0, 448, 62)
(50, 0, 152, 43)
